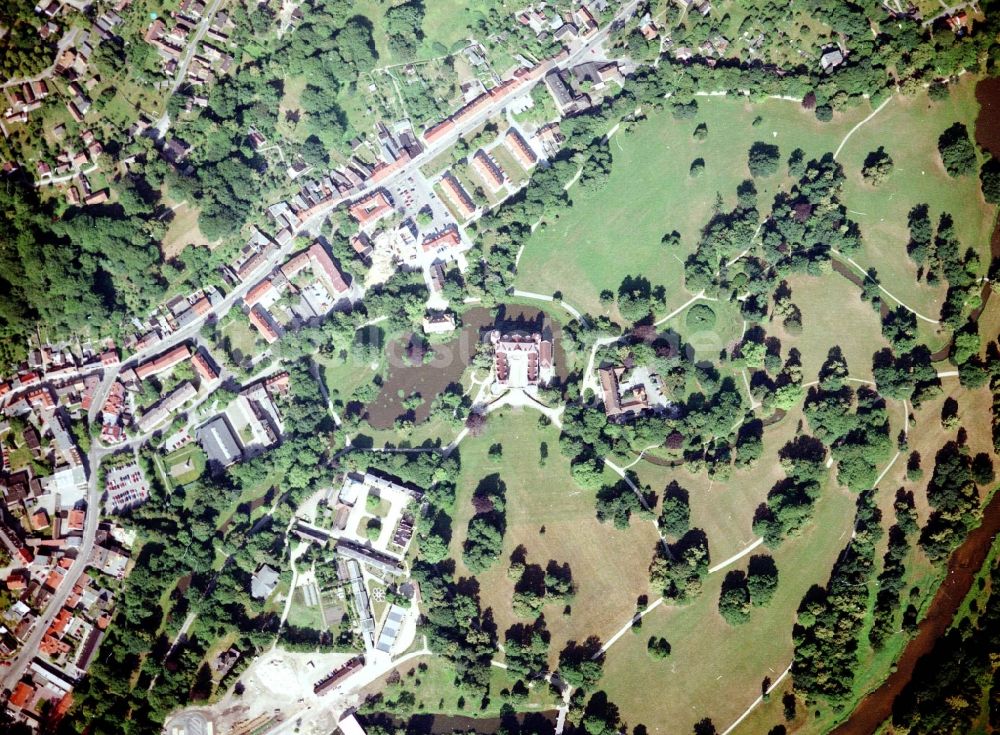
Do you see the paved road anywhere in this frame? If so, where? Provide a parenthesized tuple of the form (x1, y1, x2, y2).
(169, 0, 226, 96)
(2, 239, 293, 691)
(291, 0, 639, 237)
(0, 29, 78, 90)
(0, 439, 111, 690)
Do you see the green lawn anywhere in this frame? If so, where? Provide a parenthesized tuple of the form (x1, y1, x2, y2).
(364, 655, 560, 717)
(163, 444, 207, 488)
(286, 586, 327, 631)
(449, 409, 659, 663)
(7, 446, 31, 472)
(360, 417, 459, 449)
(489, 143, 530, 190)
(315, 353, 380, 405)
(836, 76, 995, 321)
(778, 271, 889, 382)
(598, 474, 855, 735)
(222, 319, 263, 365)
(514, 95, 872, 318)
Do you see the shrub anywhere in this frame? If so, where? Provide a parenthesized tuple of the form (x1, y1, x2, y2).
(748, 142, 781, 177)
(685, 303, 717, 331)
(937, 122, 977, 177)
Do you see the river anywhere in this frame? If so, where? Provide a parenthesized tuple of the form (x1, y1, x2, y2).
(829, 75, 1000, 735)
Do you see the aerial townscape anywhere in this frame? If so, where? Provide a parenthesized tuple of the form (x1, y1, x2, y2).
(1, 1, 1000, 735)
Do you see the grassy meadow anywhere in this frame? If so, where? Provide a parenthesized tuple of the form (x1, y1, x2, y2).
(836, 76, 996, 321)
(449, 410, 659, 662)
(514, 94, 874, 318)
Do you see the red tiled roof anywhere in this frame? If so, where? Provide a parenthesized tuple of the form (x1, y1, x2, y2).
(44, 568, 64, 591)
(348, 190, 393, 227)
(67, 509, 85, 531)
(243, 279, 277, 307)
(421, 227, 462, 253)
(49, 607, 72, 635)
(191, 352, 218, 382)
(248, 306, 279, 343)
(440, 173, 476, 218)
(280, 252, 310, 279)
(472, 150, 505, 188)
(504, 128, 538, 168)
(308, 242, 349, 295)
(423, 119, 456, 144)
(135, 345, 191, 381)
(40, 634, 71, 656)
(31, 509, 50, 530)
(190, 296, 211, 315)
(9, 681, 33, 708)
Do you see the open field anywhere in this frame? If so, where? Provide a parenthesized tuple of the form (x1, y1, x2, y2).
(315, 353, 381, 405)
(448, 410, 657, 662)
(631, 404, 810, 565)
(776, 272, 889, 381)
(161, 201, 211, 258)
(514, 95, 873, 318)
(364, 655, 560, 717)
(837, 77, 995, 320)
(488, 143, 531, 190)
(221, 319, 261, 366)
(599, 475, 855, 735)
(286, 585, 326, 630)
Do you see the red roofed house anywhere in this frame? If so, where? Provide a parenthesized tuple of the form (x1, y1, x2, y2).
(134, 345, 192, 381)
(422, 227, 462, 254)
(30, 508, 51, 531)
(307, 242, 349, 295)
(67, 508, 86, 532)
(27, 387, 55, 409)
(490, 330, 555, 389)
(574, 6, 598, 34)
(423, 118, 456, 145)
(190, 296, 211, 315)
(348, 190, 394, 228)
(280, 252, 311, 280)
(6, 570, 29, 591)
(191, 351, 219, 382)
(504, 128, 538, 169)
(49, 607, 72, 635)
(248, 305, 281, 344)
(947, 12, 968, 31)
(265, 371, 290, 395)
(40, 634, 71, 657)
(44, 568, 64, 592)
(9, 681, 34, 709)
(19, 372, 40, 387)
(471, 149, 505, 192)
(439, 173, 476, 220)
(243, 279, 279, 308)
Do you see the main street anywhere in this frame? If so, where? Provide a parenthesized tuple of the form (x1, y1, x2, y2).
(0, 439, 113, 689)
(2, 239, 295, 692)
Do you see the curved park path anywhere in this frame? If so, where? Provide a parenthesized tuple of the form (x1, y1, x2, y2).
(832, 250, 941, 324)
(833, 95, 894, 160)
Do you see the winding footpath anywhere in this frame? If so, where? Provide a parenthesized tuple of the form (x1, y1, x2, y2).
(832, 250, 941, 324)
(832, 96, 894, 160)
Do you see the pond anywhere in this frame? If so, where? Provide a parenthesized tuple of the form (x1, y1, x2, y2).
(365, 305, 568, 430)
